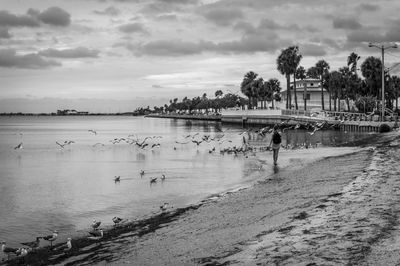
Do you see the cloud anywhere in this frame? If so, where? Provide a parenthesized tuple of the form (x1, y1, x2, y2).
(118, 22, 149, 34)
(131, 30, 287, 56)
(0, 49, 61, 69)
(37, 7, 71, 26)
(0, 27, 11, 38)
(156, 14, 178, 21)
(358, 3, 380, 12)
(299, 43, 327, 57)
(93, 6, 121, 16)
(134, 39, 214, 56)
(39, 47, 100, 58)
(333, 18, 362, 30)
(199, 7, 244, 26)
(0, 10, 40, 27)
(0, 7, 71, 28)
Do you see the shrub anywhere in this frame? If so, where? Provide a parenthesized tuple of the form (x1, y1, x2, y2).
(379, 123, 391, 133)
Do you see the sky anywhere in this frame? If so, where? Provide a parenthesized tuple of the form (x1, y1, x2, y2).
(0, 0, 400, 113)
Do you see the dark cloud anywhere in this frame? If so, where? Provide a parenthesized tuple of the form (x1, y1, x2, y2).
(333, 18, 362, 30)
(0, 10, 40, 27)
(37, 7, 71, 26)
(358, 3, 380, 12)
(299, 44, 327, 57)
(93, 6, 121, 16)
(0, 27, 11, 38)
(39, 47, 100, 58)
(0, 7, 71, 28)
(200, 7, 244, 26)
(0, 49, 60, 69)
(118, 22, 149, 34)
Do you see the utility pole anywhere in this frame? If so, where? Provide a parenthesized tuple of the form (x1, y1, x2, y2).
(368, 42, 398, 121)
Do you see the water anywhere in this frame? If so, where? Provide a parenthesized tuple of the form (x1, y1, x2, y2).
(0, 116, 374, 248)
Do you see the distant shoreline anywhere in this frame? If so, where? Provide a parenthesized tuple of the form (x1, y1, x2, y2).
(0, 112, 141, 116)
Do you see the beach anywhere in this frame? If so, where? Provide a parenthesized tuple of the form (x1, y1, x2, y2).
(6, 134, 400, 265)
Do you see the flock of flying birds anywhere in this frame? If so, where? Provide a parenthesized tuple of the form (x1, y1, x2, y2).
(5, 120, 336, 262)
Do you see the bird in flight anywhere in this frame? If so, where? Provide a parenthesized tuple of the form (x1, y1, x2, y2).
(88, 130, 97, 135)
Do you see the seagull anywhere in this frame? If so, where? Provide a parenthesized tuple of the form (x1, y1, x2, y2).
(88, 229, 103, 240)
(55, 238, 72, 252)
(21, 237, 42, 250)
(112, 216, 123, 227)
(88, 130, 97, 135)
(140, 170, 145, 177)
(191, 139, 203, 146)
(43, 230, 58, 248)
(91, 220, 101, 230)
(1, 241, 19, 260)
(56, 141, 66, 149)
(150, 177, 157, 184)
(161, 174, 166, 181)
(14, 142, 23, 150)
(160, 202, 169, 212)
(114, 176, 121, 182)
(15, 247, 28, 258)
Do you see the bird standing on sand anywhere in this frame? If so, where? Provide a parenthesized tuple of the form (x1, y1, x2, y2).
(91, 220, 101, 230)
(114, 176, 121, 182)
(161, 174, 166, 181)
(21, 237, 42, 251)
(150, 177, 157, 184)
(140, 170, 145, 177)
(1, 241, 19, 260)
(43, 230, 58, 248)
(55, 238, 72, 252)
(112, 216, 123, 227)
(88, 229, 103, 240)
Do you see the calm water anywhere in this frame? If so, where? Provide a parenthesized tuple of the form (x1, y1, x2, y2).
(0, 116, 374, 248)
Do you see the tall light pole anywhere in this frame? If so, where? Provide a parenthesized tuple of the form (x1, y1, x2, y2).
(368, 42, 398, 121)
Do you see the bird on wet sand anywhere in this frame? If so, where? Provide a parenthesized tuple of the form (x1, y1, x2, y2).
(140, 170, 145, 177)
(55, 238, 72, 252)
(91, 220, 101, 230)
(43, 230, 58, 248)
(161, 174, 166, 181)
(88, 229, 103, 240)
(88, 129, 97, 135)
(114, 176, 121, 182)
(1, 241, 19, 260)
(21, 237, 42, 251)
(112, 216, 123, 227)
(150, 177, 157, 184)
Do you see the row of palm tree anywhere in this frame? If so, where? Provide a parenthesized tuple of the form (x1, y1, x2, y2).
(240, 46, 400, 114)
(145, 91, 249, 115)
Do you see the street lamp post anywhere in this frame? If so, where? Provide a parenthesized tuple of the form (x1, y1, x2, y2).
(368, 42, 398, 121)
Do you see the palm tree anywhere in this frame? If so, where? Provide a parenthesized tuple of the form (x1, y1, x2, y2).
(295, 66, 307, 110)
(292, 49, 302, 110)
(328, 71, 344, 111)
(240, 71, 258, 109)
(347, 52, 360, 75)
(268, 78, 282, 109)
(361, 56, 382, 97)
(277, 46, 300, 109)
(392, 75, 400, 110)
(315, 60, 330, 111)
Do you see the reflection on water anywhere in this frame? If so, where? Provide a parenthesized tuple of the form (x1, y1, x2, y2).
(0, 116, 374, 248)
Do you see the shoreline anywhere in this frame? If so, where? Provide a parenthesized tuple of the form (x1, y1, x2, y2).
(2, 145, 369, 265)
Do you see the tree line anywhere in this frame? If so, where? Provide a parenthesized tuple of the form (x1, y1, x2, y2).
(241, 46, 400, 114)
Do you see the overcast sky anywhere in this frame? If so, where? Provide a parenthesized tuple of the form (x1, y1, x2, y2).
(1, 0, 400, 112)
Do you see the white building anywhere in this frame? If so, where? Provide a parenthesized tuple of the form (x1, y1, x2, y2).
(281, 79, 330, 110)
